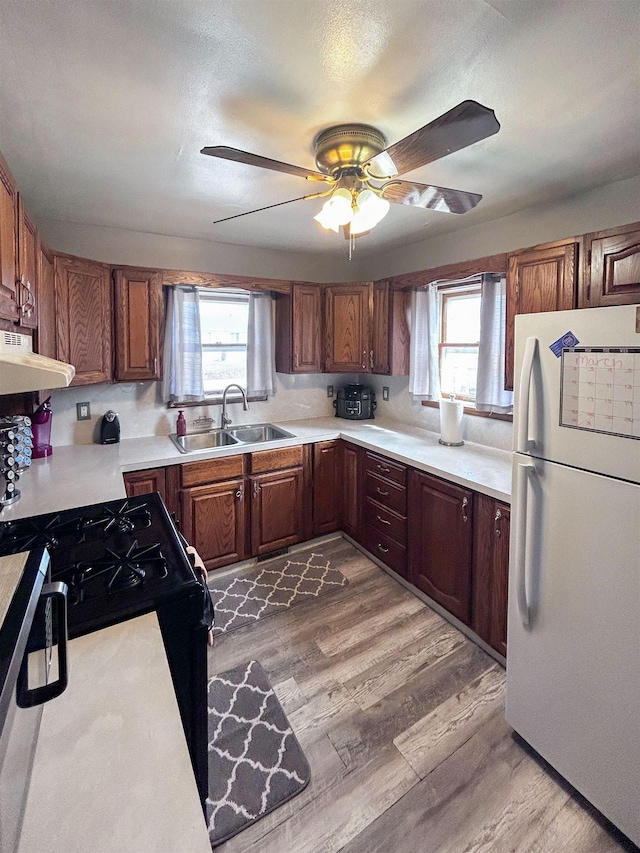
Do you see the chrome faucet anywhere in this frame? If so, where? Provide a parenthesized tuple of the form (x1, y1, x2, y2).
(221, 384, 249, 428)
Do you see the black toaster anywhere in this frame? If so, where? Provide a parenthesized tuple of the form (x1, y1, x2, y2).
(334, 384, 376, 420)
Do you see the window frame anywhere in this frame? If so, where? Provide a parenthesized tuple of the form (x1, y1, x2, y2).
(437, 280, 482, 404)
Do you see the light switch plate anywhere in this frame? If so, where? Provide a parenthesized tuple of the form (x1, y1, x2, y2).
(76, 402, 91, 421)
(382, 386, 390, 401)
(327, 385, 334, 398)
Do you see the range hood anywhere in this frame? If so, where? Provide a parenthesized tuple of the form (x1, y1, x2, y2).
(0, 332, 75, 394)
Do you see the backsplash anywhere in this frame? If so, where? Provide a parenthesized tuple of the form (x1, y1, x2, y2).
(48, 374, 358, 446)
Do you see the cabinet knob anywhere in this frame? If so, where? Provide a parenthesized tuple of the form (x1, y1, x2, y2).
(461, 496, 469, 523)
(235, 488, 243, 499)
(253, 482, 260, 498)
(494, 508, 502, 536)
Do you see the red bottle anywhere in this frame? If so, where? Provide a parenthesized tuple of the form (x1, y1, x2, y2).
(176, 410, 186, 437)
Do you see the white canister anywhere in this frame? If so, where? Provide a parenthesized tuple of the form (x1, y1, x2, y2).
(439, 396, 464, 446)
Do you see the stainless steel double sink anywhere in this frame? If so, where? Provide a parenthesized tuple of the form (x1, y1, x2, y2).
(169, 423, 295, 454)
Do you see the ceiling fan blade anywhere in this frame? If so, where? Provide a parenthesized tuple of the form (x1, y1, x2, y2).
(213, 193, 321, 225)
(365, 100, 500, 178)
(381, 179, 482, 214)
(201, 146, 331, 182)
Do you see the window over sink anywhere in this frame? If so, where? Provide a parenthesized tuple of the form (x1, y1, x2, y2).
(199, 289, 249, 397)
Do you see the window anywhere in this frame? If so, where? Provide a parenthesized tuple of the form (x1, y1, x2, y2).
(438, 281, 482, 402)
(199, 289, 249, 397)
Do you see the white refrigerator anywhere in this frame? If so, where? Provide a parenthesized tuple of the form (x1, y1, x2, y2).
(506, 304, 640, 846)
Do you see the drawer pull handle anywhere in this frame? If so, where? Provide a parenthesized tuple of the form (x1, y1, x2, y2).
(377, 465, 390, 473)
(377, 544, 389, 554)
(461, 496, 469, 523)
(376, 515, 391, 526)
(235, 489, 243, 499)
(494, 507, 502, 536)
(376, 487, 389, 497)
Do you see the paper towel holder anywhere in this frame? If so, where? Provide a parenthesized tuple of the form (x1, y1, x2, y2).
(439, 395, 465, 446)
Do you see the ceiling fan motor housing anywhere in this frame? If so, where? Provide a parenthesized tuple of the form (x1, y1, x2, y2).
(314, 124, 387, 177)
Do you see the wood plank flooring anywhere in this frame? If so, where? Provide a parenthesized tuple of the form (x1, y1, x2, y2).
(208, 537, 637, 853)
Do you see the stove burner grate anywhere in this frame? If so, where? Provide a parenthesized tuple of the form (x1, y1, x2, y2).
(66, 540, 168, 605)
(0, 514, 80, 553)
(78, 500, 152, 540)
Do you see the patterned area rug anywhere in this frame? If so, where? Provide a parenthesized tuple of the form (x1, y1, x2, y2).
(208, 548, 348, 635)
(206, 660, 311, 846)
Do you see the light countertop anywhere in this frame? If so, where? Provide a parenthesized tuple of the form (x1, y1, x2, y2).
(2, 417, 511, 521)
(18, 612, 212, 853)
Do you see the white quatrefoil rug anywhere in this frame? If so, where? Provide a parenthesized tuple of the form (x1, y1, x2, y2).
(208, 547, 349, 636)
(206, 659, 311, 846)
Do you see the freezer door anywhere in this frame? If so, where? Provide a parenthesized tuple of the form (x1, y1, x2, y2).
(506, 453, 640, 845)
(514, 304, 640, 483)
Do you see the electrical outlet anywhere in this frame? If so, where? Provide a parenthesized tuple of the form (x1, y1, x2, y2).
(76, 402, 91, 421)
(326, 385, 334, 398)
(382, 386, 390, 401)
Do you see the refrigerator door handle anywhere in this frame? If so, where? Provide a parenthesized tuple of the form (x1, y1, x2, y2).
(514, 458, 535, 627)
(517, 336, 538, 453)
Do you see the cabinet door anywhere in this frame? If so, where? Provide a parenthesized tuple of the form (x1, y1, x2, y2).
(16, 197, 38, 329)
(325, 283, 371, 372)
(408, 470, 473, 624)
(275, 284, 322, 373)
(113, 267, 162, 381)
(580, 223, 640, 308)
(250, 467, 303, 555)
(54, 253, 112, 385)
(472, 493, 510, 656)
(341, 441, 362, 542)
(313, 440, 340, 535)
(35, 242, 55, 359)
(505, 240, 577, 390)
(181, 478, 246, 571)
(0, 154, 19, 323)
(371, 281, 410, 376)
(123, 468, 167, 503)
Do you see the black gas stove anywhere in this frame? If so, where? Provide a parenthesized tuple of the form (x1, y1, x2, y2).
(0, 492, 211, 806)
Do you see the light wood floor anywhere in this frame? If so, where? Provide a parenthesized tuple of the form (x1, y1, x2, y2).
(209, 537, 637, 853)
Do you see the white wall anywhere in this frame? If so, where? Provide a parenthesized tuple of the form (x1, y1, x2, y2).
(359, 174, 640, 280)
(39, 219, 356, 283)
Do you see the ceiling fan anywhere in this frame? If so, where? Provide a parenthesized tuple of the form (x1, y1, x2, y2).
(201, 100, 500, 243)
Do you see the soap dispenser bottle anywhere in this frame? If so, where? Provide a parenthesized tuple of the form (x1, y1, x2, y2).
(176, 410, 187, 437)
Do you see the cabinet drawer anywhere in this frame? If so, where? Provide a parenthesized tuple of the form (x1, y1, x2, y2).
(181, 454, 245, 488)
(364, 452, 406, 486)
(250, 445, 303, 473)
(364, 498, 407, 545)
(363, 524, 407, 577)
(364, 471, 407, 516)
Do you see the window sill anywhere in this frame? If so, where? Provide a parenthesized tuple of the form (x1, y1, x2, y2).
(421, 400, 513, 422)
(167, 393, 267, 409)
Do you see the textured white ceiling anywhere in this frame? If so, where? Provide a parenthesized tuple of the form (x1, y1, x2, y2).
(1, 0, 639, 257)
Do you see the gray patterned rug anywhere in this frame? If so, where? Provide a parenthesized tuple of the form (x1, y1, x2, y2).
(206, 660, 311, 846)
(208, 548, 348, 636)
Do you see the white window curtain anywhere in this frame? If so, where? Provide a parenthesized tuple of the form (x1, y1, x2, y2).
(475, 274, 513, 414)
(409, 283, 440, 401)
(246, 292, 277, 398)
(162, 286, 205, 404)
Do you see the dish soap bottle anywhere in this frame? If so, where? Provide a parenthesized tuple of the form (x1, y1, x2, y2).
(176, 410, 187, 437)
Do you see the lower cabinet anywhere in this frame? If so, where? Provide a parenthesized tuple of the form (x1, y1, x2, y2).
(123, 467, 167, 503)
(341, 441, 363, 542)
(408, 470, 474, 625)
(181, 478, 247, 571)
(472, 494, 510, 656)
(312, 440, 341, 536)
(362, 450, 408, 578)
(250, 467, 304, 555)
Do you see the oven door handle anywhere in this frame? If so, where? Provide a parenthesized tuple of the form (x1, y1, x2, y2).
(17, 582, 69, 708)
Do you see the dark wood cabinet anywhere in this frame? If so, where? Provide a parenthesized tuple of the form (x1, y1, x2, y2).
(371, 280, 410, 376)
(54, 253, 112, 385)
(325, 282, 372, 372)
(35, 242, 55, 358)
(113, 266, 163, 381)
(472, 494, 510, 656)
(313, 439, 341, 536)
(250, 466, 304, 555)
(408, 470, 473, 624)
(579, 222, 640, 308)
(181, 478, 247, 571)
(505, 239, 577, 390)
(362, 451, 408, 577)
(275, 283, 323, 373)
(341, 441, 362, 542)
(16, 197, 38, 330)
(0, 152, 19, 325)
(123, 467, 167, 503)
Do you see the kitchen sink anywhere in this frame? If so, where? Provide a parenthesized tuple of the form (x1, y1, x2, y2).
(169, 429, 239, 454)
(225, 423, 295, 443)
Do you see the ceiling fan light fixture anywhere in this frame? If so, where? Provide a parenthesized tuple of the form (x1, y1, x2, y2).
(314, 187, 354, 231)
(349, 189, 390, 235)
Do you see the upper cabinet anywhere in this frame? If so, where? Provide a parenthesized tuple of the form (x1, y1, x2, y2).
(0, 154, 19, 324)
(54, 253, 112, 385)
(371, 280, 410, 376)
(505, 239, 577, 390)
(325, 282, 372, 372)
(113, 266, 162, 381)
(35, 241, 55, 359)
(579, 222, 640, 308)
(16, 197, 38, 330)
(275, 282, 323, 373)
